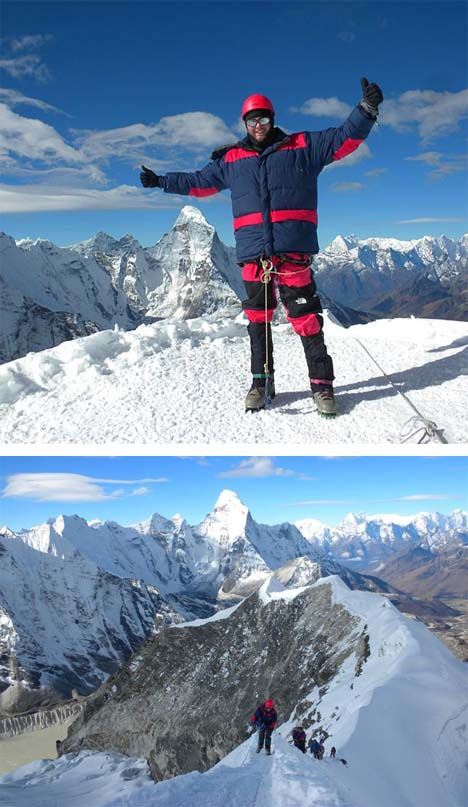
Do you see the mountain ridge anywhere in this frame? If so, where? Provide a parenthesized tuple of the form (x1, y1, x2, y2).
(1, 208, 466, 362)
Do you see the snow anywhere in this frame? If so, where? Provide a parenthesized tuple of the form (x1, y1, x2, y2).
(1, 578, 466, 806)
(0, 312, 466, 444)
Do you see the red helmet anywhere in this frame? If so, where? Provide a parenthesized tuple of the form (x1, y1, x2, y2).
(264, 699, 274, 709)
(241, 94, 275, 120)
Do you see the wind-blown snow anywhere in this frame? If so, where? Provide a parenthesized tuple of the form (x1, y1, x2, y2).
(0, 312, 466, 444)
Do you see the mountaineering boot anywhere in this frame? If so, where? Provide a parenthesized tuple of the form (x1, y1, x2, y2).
(256, 747, 262, 753)
(245, 377, 275, 412)
(312, 385, 336, 418)
(266, 750, 272, 755)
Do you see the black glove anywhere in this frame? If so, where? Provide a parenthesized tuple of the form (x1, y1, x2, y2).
(359, 77, 383, 118)
(140, 165, 162, 188)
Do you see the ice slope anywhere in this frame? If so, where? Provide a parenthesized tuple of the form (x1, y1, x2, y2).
(0, 744, 354, 807)
(0, 312, 466, 444)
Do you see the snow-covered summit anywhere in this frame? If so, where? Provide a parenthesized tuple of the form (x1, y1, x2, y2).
(69, 231, 142, 257)
(174, 205, 213, 229)
(196, 489, 250, 549)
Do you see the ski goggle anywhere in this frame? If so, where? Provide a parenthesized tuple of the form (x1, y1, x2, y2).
(245, 116, 271, 127)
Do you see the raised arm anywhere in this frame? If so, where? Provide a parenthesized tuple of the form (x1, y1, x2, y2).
(311, 77, 383, 169)
(140, 159, 228, 198)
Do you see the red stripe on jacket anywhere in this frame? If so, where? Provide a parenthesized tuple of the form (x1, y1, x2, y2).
(276, 132, 307, 151)
(270, 209, 317, 224)
(224, 148, 259, 163)
(233, 212, 263, 230)
(332, 138, 363, 161)
(234, 209, 317, 231)
(188, 187, 219, 197)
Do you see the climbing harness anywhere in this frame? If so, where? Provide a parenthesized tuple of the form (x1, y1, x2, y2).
(259, 256, 274, 409)
(258, 253, 315, 410)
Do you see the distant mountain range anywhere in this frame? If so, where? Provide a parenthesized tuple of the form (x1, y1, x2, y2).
(1, 493, 466, 713)
(0, 206, 466, 362)
(314, 233, 468, 320)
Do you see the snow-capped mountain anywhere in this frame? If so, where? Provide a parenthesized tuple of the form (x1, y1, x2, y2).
(2, 495, 465, 713)
(0, 491, 321, 711)
(70, 207, 243, 321)
(2, 205, 466, 364)
(0, 232, 138, 363)
(295, 509, 468, 569)
(144, 206, 243, 318)
(60, 575, 467, 807)
(314, 233, 468, 318)
(0, 530, 176, 715)
(0, 207, 242, 363)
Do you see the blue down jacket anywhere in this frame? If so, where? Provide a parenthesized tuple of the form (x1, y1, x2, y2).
(162, 104, 375, 262)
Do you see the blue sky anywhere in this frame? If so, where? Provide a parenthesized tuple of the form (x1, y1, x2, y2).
(1, 1, 467, 250)
(0, 455, 466, 530)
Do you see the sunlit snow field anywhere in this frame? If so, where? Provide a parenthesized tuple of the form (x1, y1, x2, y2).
(0, 314, 466, 445)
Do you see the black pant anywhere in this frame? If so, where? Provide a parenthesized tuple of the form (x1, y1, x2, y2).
(258, 726, 273, 751)
(241, 255, 334, 383)
(294, 740, 306, 753)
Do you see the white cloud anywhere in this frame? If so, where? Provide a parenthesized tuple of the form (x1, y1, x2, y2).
(129, 486, 150, 497)
(395, 494, 449, 501)
(398, 217, 466, 224)
(218, 457, 295, 478)
(0, 183, 185, 214)
(10, 34, 54, 53)
(0, 88, 64, 115)
(77, 112, 236, 162)
(365, 167, 387, 177)
(3, 473, 114, 501)
(330, 181, 364, 193)
(293, 97, 353, 118)
(406, 151, 443, 166)
(405, 150, 467, 180)
(0, 54, 50, 82)
(2, 473, 167, 501)
(295, 88, 468, 143)
(1, 164, 109, 186)
(0, 103, 81, 164)
(380, 89, 468, 141)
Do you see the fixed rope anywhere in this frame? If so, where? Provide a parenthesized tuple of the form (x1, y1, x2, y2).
(256, 255, 444, 443)
(353, 337, 448, 444)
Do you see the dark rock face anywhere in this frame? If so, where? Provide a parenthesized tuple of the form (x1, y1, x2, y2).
(64, 583, 363, 780)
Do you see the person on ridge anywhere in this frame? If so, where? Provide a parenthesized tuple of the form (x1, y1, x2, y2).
(292, 725, 307, 753)
(250, 698, 277, 754)
(330, 745, 337, 758)
(308, 737, 321, 758)
(140, 78, 383, 416)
